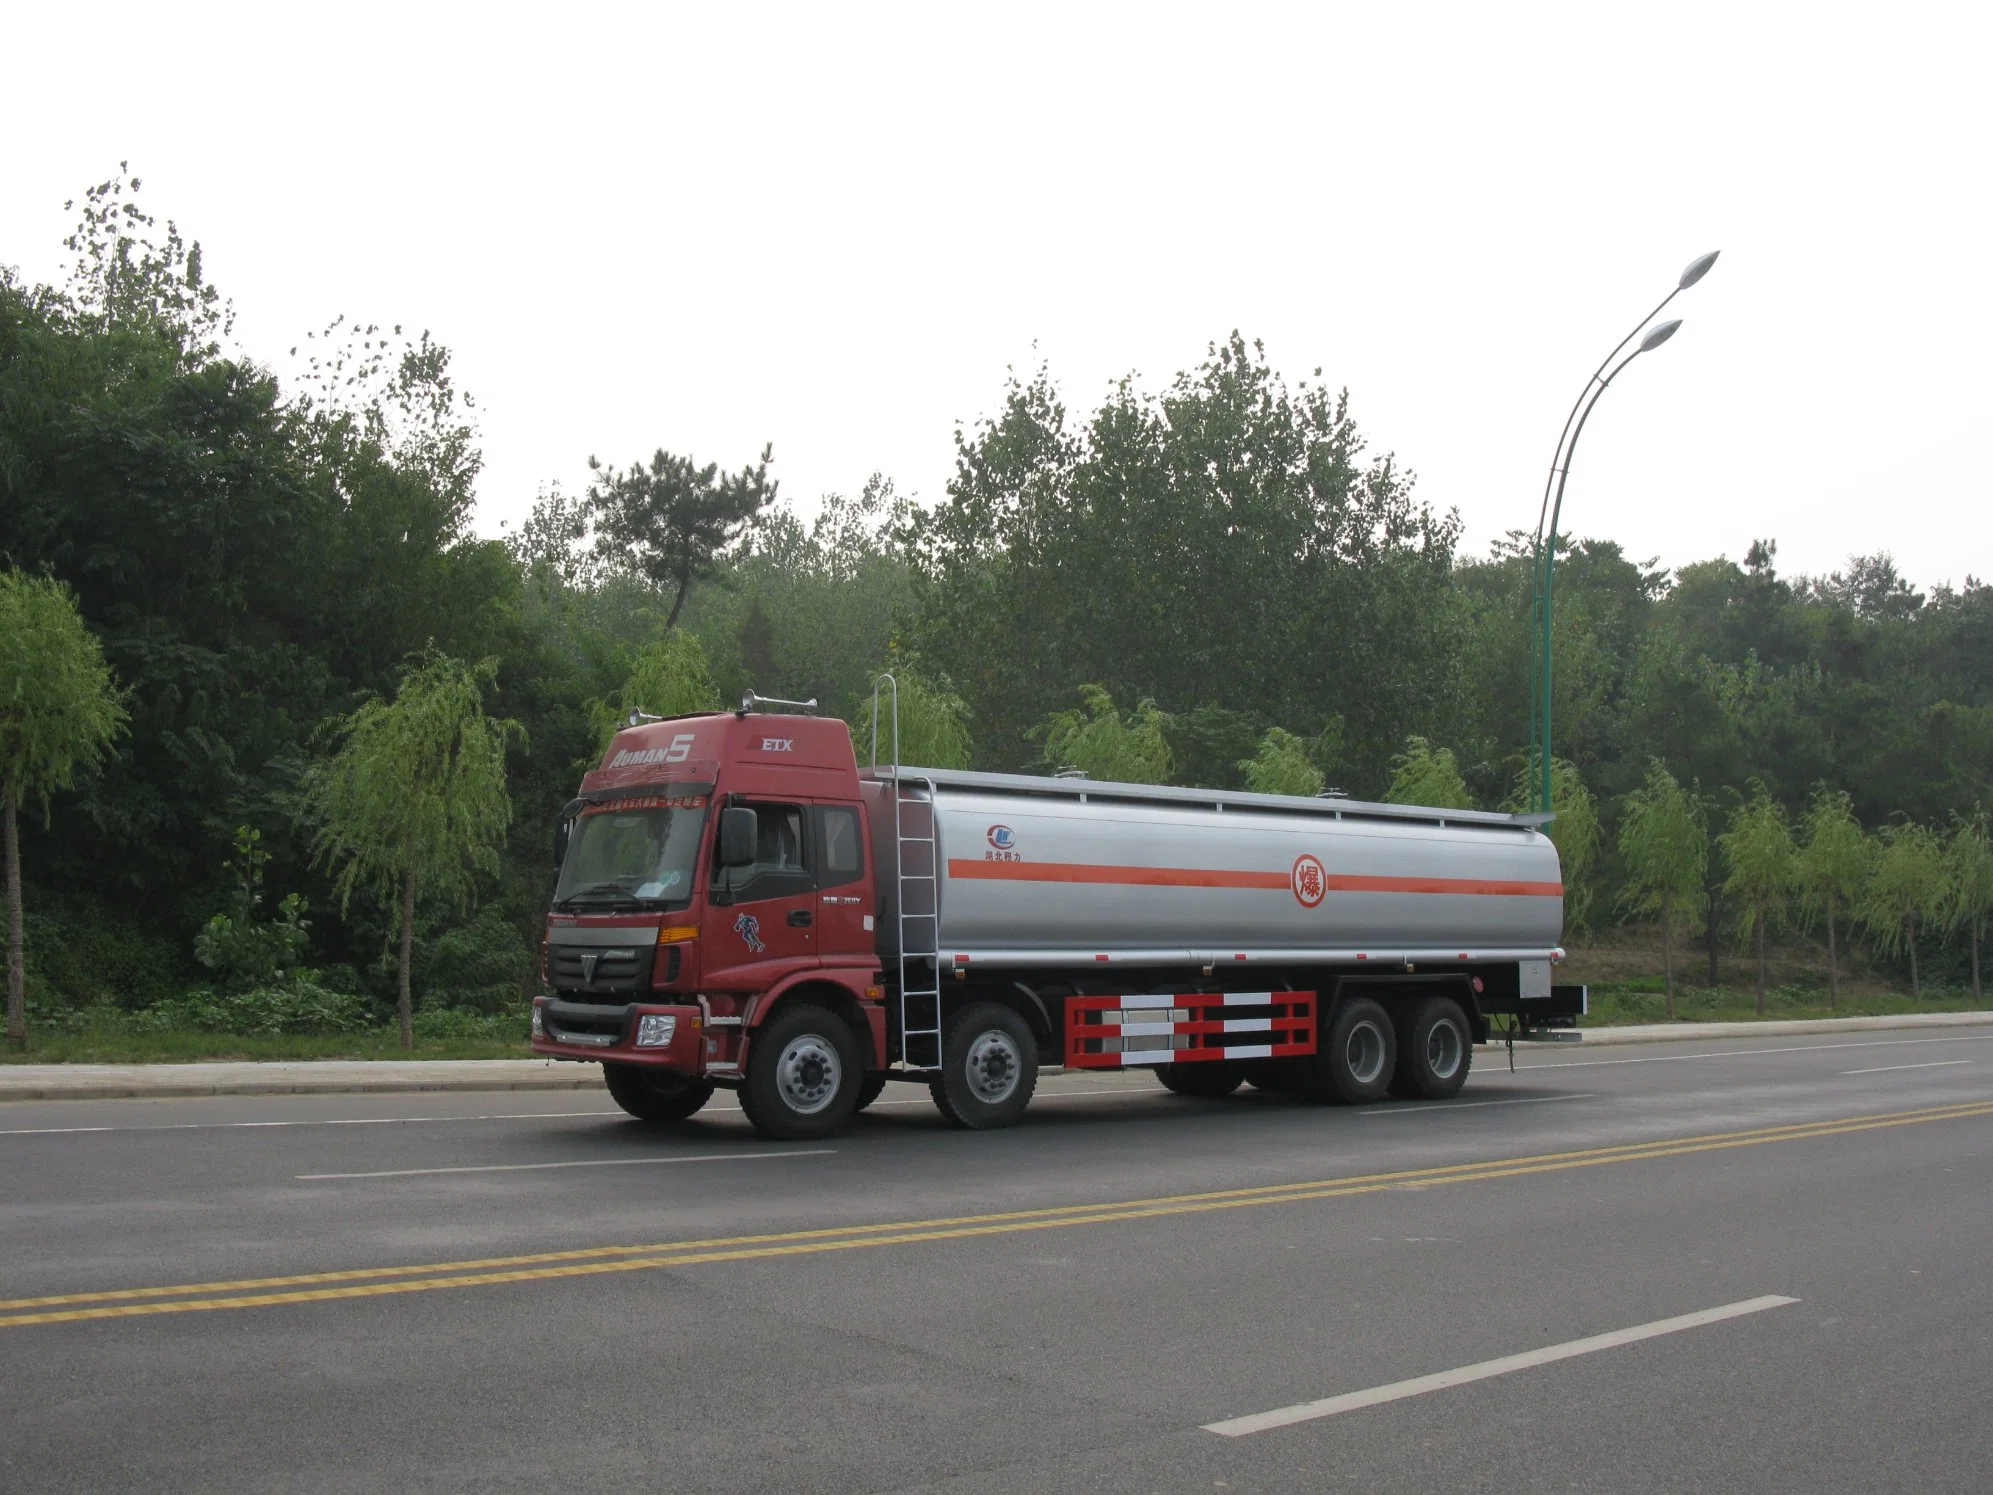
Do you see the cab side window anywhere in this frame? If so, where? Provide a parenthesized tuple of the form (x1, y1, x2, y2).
(816, 805, 863, 891)
(714, 802, 813, 904)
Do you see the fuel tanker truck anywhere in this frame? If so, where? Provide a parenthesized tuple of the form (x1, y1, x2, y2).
(532, 690, 1582, 1140)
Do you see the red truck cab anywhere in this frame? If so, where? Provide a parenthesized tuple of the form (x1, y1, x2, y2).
(532, 708, 885, 1136)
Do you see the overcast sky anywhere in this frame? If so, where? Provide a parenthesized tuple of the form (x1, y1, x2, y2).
(5, 2, 1988, 590)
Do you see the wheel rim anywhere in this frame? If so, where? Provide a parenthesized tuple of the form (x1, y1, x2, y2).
(1344, 1020, 1387, 1086)
(1425, 1018, 1464, 1081)
(774, 1033, 842, 1115)
(964, 1028, 1022, 1105)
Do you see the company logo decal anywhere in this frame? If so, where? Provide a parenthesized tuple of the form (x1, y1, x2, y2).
(759, 737, 793, 752)
(1291, 854, 1327, 908)
(984, 824, 1021, 862)
(733, 912, 765, 954)
(610, 732, 696, 769)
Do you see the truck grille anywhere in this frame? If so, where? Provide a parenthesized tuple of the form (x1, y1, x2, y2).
(549, 943, 649, 999)
(544, 1000, 630, 1046)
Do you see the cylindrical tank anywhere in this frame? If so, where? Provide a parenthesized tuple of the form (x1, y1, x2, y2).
(864, 771, 1563, 967)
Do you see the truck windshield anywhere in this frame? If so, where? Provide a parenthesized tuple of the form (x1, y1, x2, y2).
(554, 796, 708, 910)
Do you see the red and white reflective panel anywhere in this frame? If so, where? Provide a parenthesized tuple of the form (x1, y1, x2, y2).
(1065, 992, 1317, 1069)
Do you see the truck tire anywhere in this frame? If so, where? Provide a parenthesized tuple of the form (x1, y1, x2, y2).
(930, 1002, 1038, 1130)
(738, 1003, 862, 1141)
(1312, 996, 1396, 1105)
(853, 1073, 889, 1113)
(1390, 997, 1473, 1100)
(602, 1063, 715, 1122)
(1157, 1061, 1245, 1098)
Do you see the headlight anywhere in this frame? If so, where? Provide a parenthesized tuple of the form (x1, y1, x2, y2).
(530, 1003, 544, 1038)
(635, 1014, 677, 1048)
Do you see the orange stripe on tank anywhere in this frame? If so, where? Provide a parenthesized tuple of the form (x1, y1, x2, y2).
(946, 861, 1561, 897)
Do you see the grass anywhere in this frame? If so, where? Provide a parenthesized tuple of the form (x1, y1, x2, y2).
(1, 1025, 533, 1065)
(1580, 980, 1988, 1027)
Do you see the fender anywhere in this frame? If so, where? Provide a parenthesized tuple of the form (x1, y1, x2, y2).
(747, 965, 886, 1069)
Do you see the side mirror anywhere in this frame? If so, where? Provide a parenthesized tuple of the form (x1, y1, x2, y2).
(719, 806, 758, 867)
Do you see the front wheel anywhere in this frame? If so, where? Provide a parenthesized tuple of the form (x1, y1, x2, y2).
(738, 1003, 862, 1141)
(602, 1063, 714, 1122)
(930, 1002, 1039, 1130)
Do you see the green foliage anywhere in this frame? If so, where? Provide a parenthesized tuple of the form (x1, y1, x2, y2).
(589, 630, 722, 751)
(1385, 738, 1473, 809)
(906, 337, 1461, 783)
(1720, 783, 1797, 942)
(1037, 686, 1172, 785)
(308, 652, 519, 915)
(587, 444, 777, 630)
(1796, 788, 1868, 926)
(858, 665, 973, 770)
(1617, 761, 1707, 929)
(1240, 728, 1325, 798)
(0, 569, 128, 815)
(306, 650, 519, 1045)
(1859, 821, 1952, 994)
(1510, 758, 1600, 928)
(193, 826, 312, 989)
(1943, 808, 1993, 997)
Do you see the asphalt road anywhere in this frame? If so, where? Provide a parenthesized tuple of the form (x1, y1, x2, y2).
(3, 1026, 1990, 1493)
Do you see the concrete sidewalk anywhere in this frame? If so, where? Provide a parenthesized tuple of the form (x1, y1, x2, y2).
(1, 1010, 1988, 1101)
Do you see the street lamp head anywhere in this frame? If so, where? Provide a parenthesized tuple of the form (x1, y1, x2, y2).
(1678, 250, 1720, 289)
(1639, 318, 1684, 352)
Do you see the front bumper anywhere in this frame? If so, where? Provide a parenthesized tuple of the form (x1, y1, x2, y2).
(532, 999, 706, 1072)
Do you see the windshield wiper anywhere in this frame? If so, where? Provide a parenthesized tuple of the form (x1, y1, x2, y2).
(556, 881, 647, 910)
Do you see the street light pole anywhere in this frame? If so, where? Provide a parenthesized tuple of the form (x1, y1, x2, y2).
(1529, 251, 1718, 814)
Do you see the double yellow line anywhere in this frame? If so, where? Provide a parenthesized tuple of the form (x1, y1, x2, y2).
(7, 1097, 1990, 1331)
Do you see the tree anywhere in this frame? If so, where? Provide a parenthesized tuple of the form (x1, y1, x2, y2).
(1240, 728, 1325, 797)
(858, 664, 973, 770)
(306, 652, 518, 1047)
(1858, 822, 1952, 999)
(1037, 686, 1171, 784)
(1944, 809, 1993, 1002)
(736, 599, 778, 690)
(588, 444, 777, 630)
(1508, 757, 1601, 931)
(1616, 761, 1707, 1018)
(589, 630, 723, 751)
(1795, 787, 1868, 1006)
(1384, 738, 1473, 809)
(0, 570, 128, 1046)
(1720, 782, 1797, 1014)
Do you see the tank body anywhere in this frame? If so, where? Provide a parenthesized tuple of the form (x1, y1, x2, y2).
(865, 771, 1563, 966)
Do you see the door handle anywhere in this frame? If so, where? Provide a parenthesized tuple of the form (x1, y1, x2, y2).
(787, 909, 813, 928)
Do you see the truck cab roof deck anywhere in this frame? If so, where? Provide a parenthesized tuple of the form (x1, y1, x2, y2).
(861, 765, 1554, 832)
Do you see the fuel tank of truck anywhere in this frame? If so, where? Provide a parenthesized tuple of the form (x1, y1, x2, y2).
(862, 769, 1563, 967)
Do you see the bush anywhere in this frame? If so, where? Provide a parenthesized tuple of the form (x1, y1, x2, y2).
(133, 980, 377, 1036)
(413, 905, 533, 1012)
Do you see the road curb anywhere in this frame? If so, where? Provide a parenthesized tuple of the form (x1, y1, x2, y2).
(1490, 1010, 1993, 1050)
(0, 1060, 604, 1103)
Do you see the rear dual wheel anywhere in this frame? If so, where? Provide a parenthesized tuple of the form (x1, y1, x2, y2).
(1389, 997, 1473, 1100)
(1306, 996, 1397, 1105)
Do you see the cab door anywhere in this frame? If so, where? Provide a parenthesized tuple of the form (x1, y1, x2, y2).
(702, 800, 818, 990)
(812, 802, 873, 963)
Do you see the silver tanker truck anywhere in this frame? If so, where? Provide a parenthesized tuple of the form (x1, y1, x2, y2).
(533, 693, 1580, 1140)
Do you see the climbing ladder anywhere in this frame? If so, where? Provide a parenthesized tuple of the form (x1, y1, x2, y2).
(871, 676, 943, 1071)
